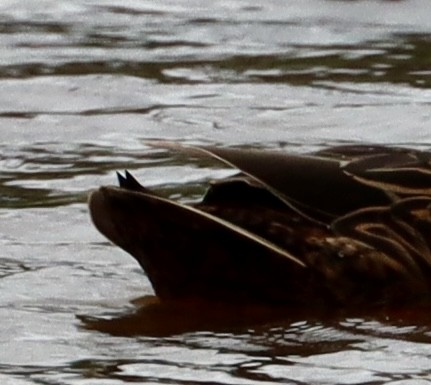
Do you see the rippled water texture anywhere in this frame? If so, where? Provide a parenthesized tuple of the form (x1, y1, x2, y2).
(1, 0, 431, 384)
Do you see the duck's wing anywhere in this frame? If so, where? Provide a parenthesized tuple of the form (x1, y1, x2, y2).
(341, 149, 431, 196)
(315, 144, 431, 195)
(149, 142, 394, 223)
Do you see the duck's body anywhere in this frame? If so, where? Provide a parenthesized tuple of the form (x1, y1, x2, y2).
(89, 143, 431, 307)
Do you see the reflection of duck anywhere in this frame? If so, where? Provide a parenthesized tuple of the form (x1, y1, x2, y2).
(89, 143, 431, 307)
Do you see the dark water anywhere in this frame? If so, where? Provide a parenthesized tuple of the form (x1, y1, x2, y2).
(1, 0, 431, 384)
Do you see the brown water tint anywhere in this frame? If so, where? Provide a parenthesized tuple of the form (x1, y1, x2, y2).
(1, 0, 431, 384)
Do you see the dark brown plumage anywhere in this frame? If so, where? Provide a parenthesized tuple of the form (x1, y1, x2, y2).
(89, 143, 431, 307)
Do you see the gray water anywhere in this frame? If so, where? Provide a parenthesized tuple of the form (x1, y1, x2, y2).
(2, 0, 431, 384)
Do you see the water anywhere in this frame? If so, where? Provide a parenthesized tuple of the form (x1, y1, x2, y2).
(1, 0, 431, 383)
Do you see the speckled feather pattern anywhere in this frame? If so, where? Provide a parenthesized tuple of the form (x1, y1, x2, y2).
(89, 143, 431, 307)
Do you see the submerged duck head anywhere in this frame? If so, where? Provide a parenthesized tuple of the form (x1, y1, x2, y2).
(89, 143, 431, 307)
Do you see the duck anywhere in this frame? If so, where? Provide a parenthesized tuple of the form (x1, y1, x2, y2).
(88, 142, 431, 308)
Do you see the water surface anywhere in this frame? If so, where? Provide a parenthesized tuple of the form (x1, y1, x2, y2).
(1, 0, 431, 384)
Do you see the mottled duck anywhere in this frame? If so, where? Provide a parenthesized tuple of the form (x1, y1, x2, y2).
(89, 143, 431, 308)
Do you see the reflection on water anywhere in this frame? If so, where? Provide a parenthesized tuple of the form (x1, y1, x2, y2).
(64, 300, 431, 384)
(1, 0, 431, 384)
(80, 296, 321, 337)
